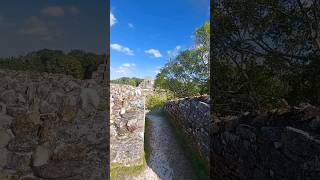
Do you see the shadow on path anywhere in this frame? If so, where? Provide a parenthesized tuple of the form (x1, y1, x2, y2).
(134, 111, 197, 180)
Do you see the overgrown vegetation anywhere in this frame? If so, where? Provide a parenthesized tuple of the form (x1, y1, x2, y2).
(154, 21, 210, 98)
(0, 49, 105, 79)
(161, 111, 210, 180)
(146, 89, 173, 109)
(111, 77, 143, 87)
(144, 117, 152, 163)
(110, 158, 146, 180)
(212, 0, 320, 116)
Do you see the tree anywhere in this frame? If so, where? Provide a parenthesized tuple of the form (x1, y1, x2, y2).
(154, 21, 210, 98)
(212, 0, 320, 115)
(0, 49, 104, 79)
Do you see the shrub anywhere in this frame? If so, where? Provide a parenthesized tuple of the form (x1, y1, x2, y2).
(146, 90, 173, 109)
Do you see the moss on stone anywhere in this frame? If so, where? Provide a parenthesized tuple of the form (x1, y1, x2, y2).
(110, 155, 146, 179)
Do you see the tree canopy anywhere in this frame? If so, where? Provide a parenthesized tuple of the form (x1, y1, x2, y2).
(212, 0, 320, 116)
(111, 77, 144, 87)
(154, 21, 210, 98)
(0, 49, 105, 79)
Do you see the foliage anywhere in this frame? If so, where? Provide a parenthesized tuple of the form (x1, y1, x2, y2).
(0, 49, 105, 79)
(145, 89, 173, 109)
(111, 77, 143, 87)
(155, 21, 210, 98)
(110, 158, 146, 180)
(212, 0, 320, 115)
(144, 117, 152, 163)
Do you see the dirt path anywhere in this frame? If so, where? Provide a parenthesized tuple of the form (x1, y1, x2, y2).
(133, 112, 197, 180)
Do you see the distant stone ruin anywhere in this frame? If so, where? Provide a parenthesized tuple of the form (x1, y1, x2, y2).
(110, 84, 145, 167)
(0, 69, 108, 179)
(138, 77, 154, 96)
(92, 63, 108, 83)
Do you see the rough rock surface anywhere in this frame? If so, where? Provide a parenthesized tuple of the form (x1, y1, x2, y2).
(163, 96, 210, 163)
(0, 69, 108, 179)
(110, 84, 145, 167)
(211, 105, 320, 180)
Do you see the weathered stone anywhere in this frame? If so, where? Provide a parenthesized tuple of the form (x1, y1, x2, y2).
(0, 101, 6, 114)
(6, 105, 27, 118)
(47, 91, 64, 107)
(0, 169, 19, 180)
(0, 148, 9, 168)
(32, 145, 50, 167)
(12, 116, 39, 137)
(0, 114, 13, 129)
(163, 96, 210, 163)
(6, 152, 31, 171)
(0, 129, 12, 148)
(51, 144, 87, 161)
(7, 137, 37, 153)
(0, 69, 108, 179)
(39, 101, 56, 114)
(110, 84, 145, 167)
(309, 116, 320, 129)
(33, 161, 85, 179)
(80, 88, 100, 114)
(1, 89, 16, 104)
(16, 93, 26, 105)
(64, 80, 80, 92)
(211, 108, 320, 180)
(60, 105, 78, 122)
(19, 176, 39, 180)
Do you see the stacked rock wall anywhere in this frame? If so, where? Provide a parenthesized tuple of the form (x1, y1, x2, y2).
(0, 69, 108, 179)
(163, 96, 210, 163)
(211, 105, 320, 180)
(110, 84, 145, 166)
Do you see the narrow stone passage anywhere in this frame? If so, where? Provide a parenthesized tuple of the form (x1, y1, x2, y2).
(133, 112, 197, 180)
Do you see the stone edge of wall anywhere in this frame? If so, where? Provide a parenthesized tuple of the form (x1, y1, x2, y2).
(163, 95, 210, 166)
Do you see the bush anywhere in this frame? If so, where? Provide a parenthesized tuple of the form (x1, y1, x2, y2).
(146, 90, 173, 109)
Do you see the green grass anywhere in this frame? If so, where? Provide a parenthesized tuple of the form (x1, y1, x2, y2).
(110, 156, 146, 179)
(159, 111, 210, 180)
(144, 117, 152, 163)
(145, 90, 173, 109)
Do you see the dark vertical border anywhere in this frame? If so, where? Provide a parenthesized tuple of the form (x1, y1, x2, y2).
(106, 0, 110, 179)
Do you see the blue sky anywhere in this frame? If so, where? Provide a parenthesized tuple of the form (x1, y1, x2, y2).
(0, 0, 107, 57)
(110, 0, 210, 80)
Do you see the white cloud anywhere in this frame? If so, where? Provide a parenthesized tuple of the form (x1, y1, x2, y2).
(115, 63, 136, 75)
(111, 43, 134, 55)
(145, 49, 162, 58)
(167, 45, 182, 58)
(19, 16, 59, 40)
(154, 66, 162, 74)
(128, 23, 134, 28)
(41, 6, 65, 17)
(110, 12, 117, 27)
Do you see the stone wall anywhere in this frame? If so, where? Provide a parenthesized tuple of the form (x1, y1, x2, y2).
(211, 105, 320, 180)
(163, 96, 210, 163)
(0, 69, 108, 179)
(110, 84, 145, 167)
